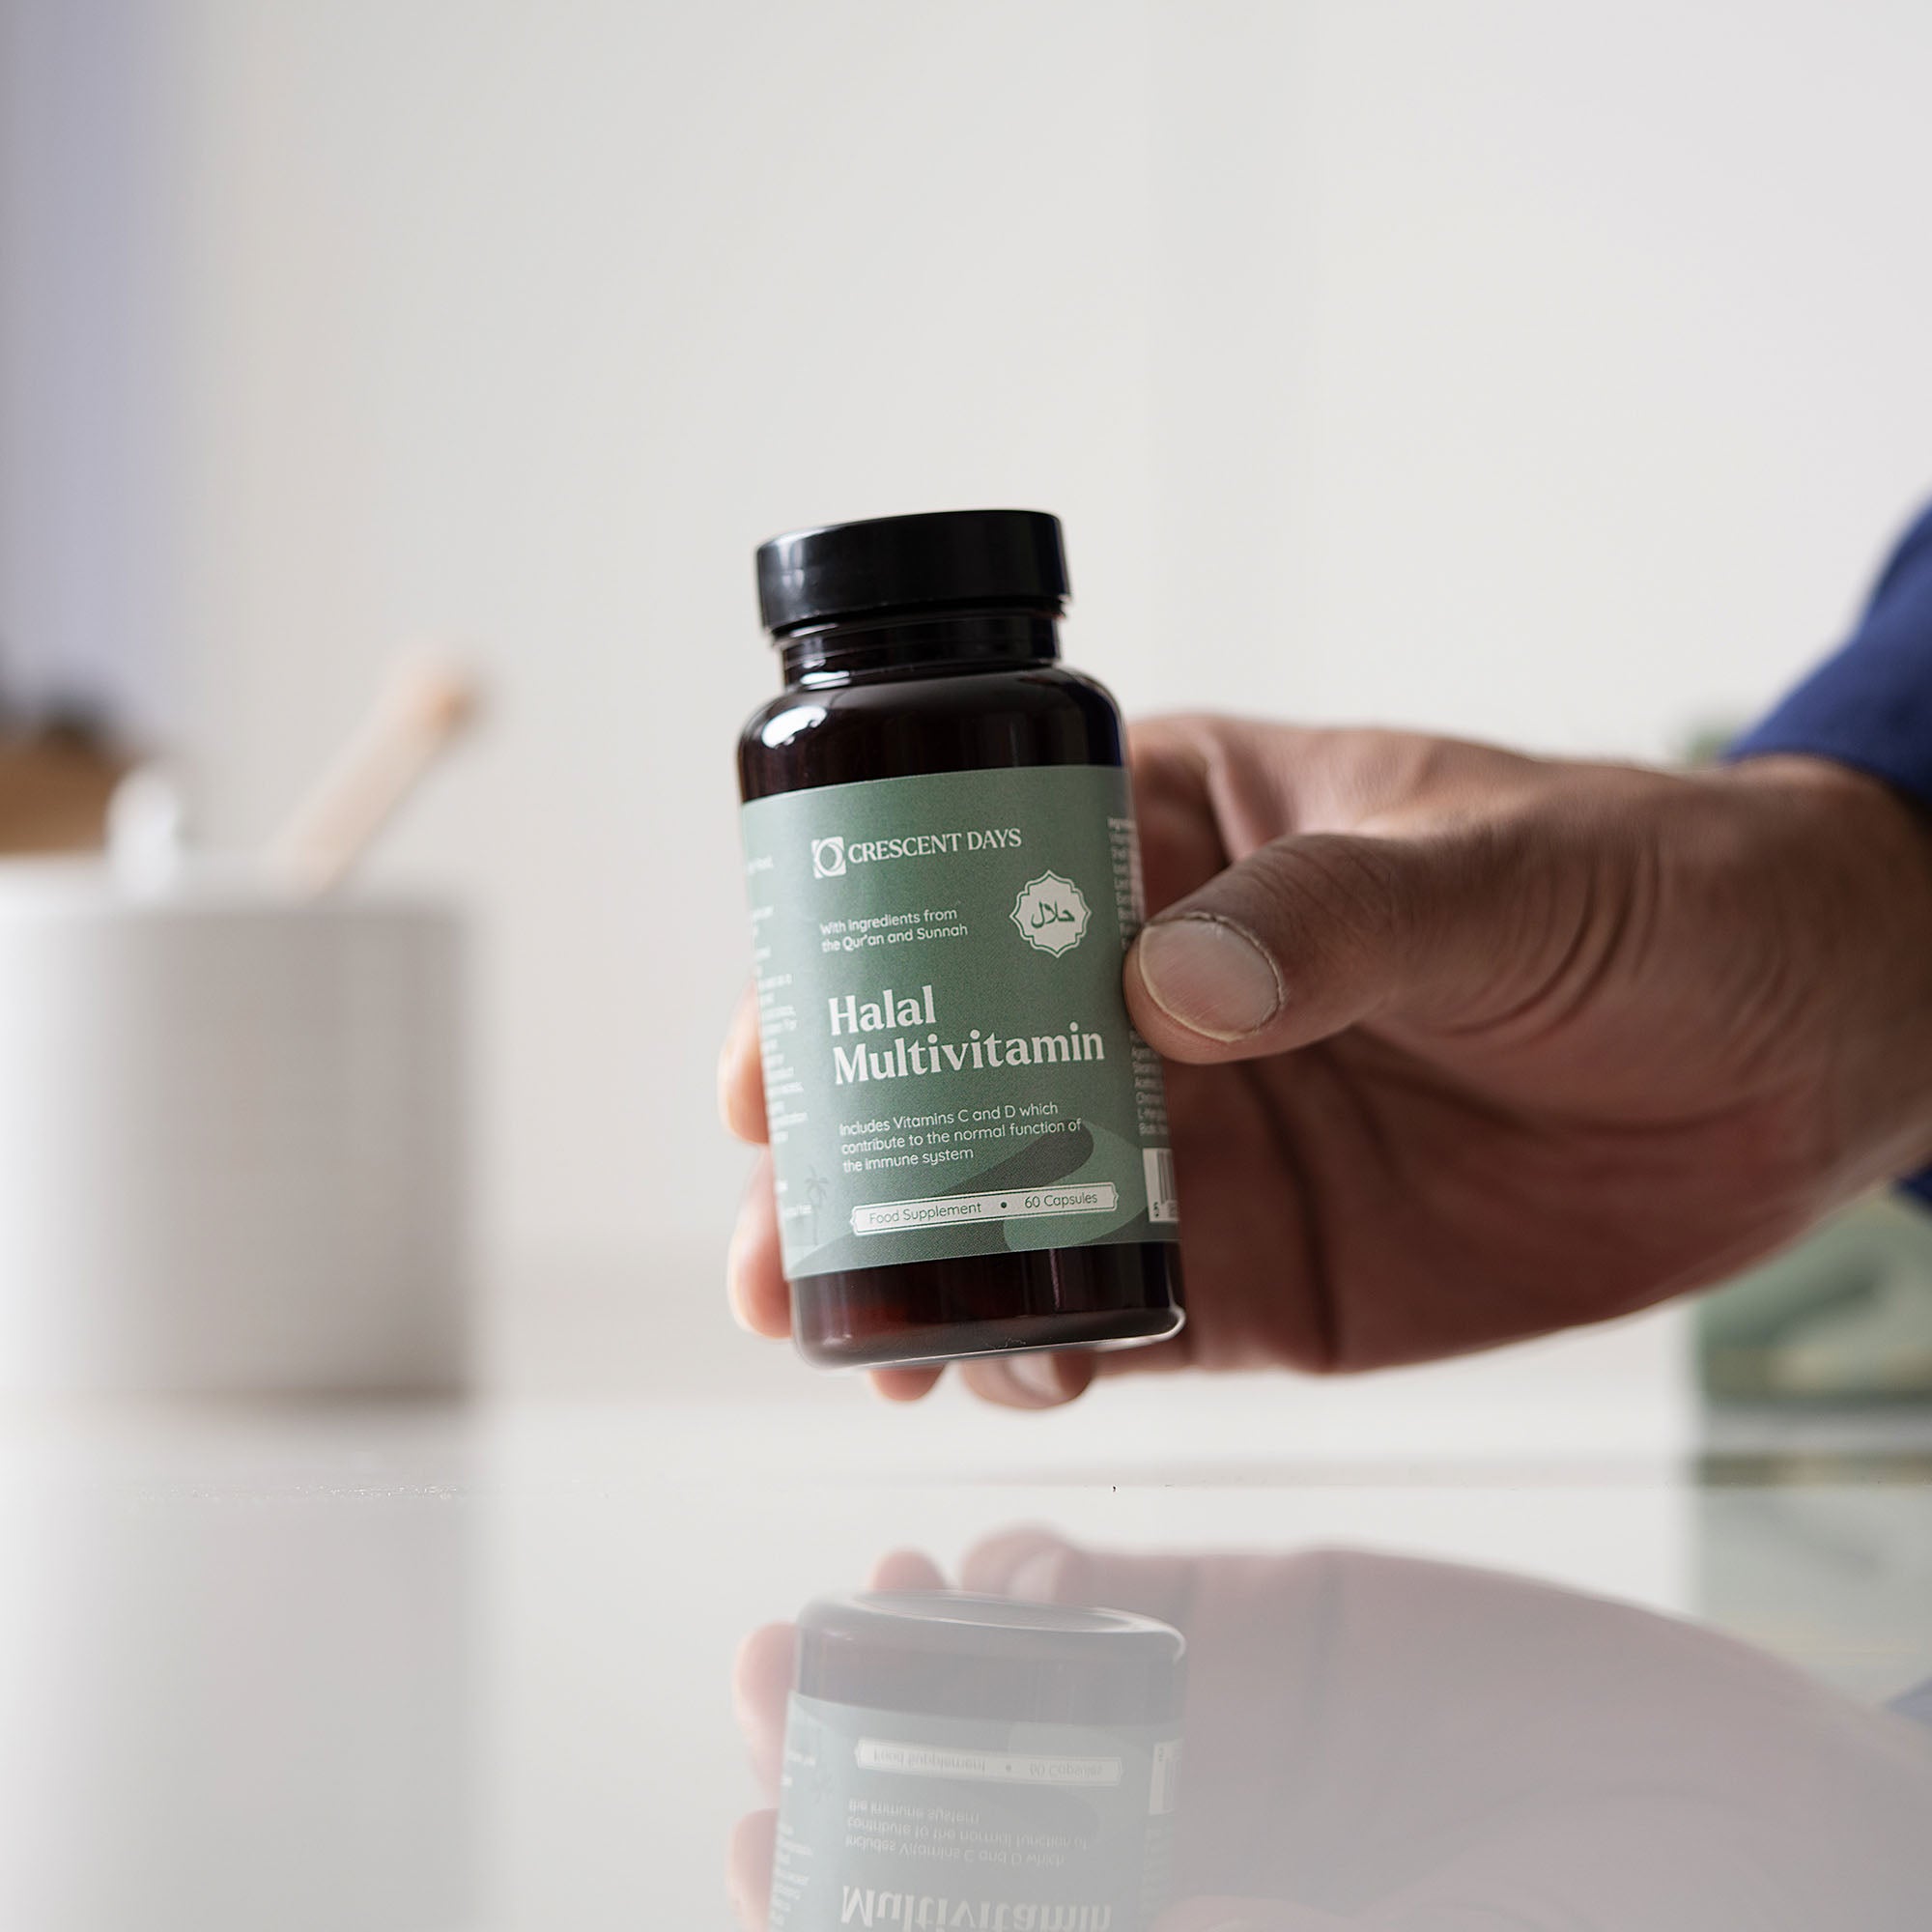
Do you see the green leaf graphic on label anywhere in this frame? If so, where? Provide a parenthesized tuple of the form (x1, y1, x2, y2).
(1011, 869, 1092, 956)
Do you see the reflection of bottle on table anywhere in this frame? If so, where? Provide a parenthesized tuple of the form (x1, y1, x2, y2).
(770, 1592, 1185, 1931)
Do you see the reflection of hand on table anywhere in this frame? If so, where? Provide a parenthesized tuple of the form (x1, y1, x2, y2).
(728, 1549, 945, 1930)
(730, 1531, 1932, 1930)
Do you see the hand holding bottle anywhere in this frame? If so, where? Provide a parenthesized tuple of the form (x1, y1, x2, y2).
(724, 716, 1932, 1405)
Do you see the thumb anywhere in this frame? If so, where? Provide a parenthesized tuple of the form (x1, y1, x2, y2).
(1125, 827, 1532, 1062)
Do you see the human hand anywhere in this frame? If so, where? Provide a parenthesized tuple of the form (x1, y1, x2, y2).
(722, 719, 1932, 1403)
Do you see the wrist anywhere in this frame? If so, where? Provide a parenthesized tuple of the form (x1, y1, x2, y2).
(1723, 749, 1932, 824)
(1721, 753, 1932, 1181)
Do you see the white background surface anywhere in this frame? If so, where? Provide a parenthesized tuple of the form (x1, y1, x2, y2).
(5, 1, 1931, 1352)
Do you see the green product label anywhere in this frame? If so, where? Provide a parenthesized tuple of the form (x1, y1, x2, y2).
(741, 766, 1179, 1281)
(769, 1691, 1180, 1931)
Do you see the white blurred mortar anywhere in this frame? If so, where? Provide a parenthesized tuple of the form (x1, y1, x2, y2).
(0, 857, 469, 1395)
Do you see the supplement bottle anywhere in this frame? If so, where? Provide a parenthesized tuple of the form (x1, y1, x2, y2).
(738, 509, 1184, 1370)
(770, 1590, 1186, 1931)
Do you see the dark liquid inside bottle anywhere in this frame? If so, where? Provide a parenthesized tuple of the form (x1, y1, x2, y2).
(739, 603, 1185, 1370)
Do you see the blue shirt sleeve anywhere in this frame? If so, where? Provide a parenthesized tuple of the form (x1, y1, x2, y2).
(1731, 502, 1932, 1209)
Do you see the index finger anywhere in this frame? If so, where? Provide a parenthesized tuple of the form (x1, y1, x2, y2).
(719, 983, 769, 1144)
(732, 1621, 796, 1800)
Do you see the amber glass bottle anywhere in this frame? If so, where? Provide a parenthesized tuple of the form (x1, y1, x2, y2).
(738, 510, 1184, 1371)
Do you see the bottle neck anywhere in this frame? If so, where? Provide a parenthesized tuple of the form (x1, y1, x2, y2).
(776, 605, 1062, 688)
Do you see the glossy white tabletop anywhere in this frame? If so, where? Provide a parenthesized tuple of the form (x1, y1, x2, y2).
(3, 1298, 1928, 1930)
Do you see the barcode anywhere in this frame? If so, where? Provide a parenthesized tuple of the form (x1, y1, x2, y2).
(1143, 1148, 1179, 1224)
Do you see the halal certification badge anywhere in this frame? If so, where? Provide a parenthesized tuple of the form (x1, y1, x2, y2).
(1011, 870, 1092, 957)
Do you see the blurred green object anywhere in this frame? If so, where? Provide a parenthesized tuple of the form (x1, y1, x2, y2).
(1679, 721, 1745, 768)
(1699, 1196, 1932, 1403)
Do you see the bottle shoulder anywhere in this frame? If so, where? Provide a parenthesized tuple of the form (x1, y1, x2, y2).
(738, 662, 1124, 799)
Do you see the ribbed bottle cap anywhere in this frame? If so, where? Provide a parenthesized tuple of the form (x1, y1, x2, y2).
(755, 509, 1068, 634)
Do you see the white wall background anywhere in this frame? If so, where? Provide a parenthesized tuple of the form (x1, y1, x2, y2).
(17, 1, 1932, 1299)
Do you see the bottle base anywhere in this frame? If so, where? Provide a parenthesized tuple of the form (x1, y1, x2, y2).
(800, 1304, 1184, 1374)
(788, 1242, 1185, 1374)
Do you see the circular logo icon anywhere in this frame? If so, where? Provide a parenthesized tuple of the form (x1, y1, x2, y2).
(811, 837, 846, 878)
(1011, 871, 1091, 956)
